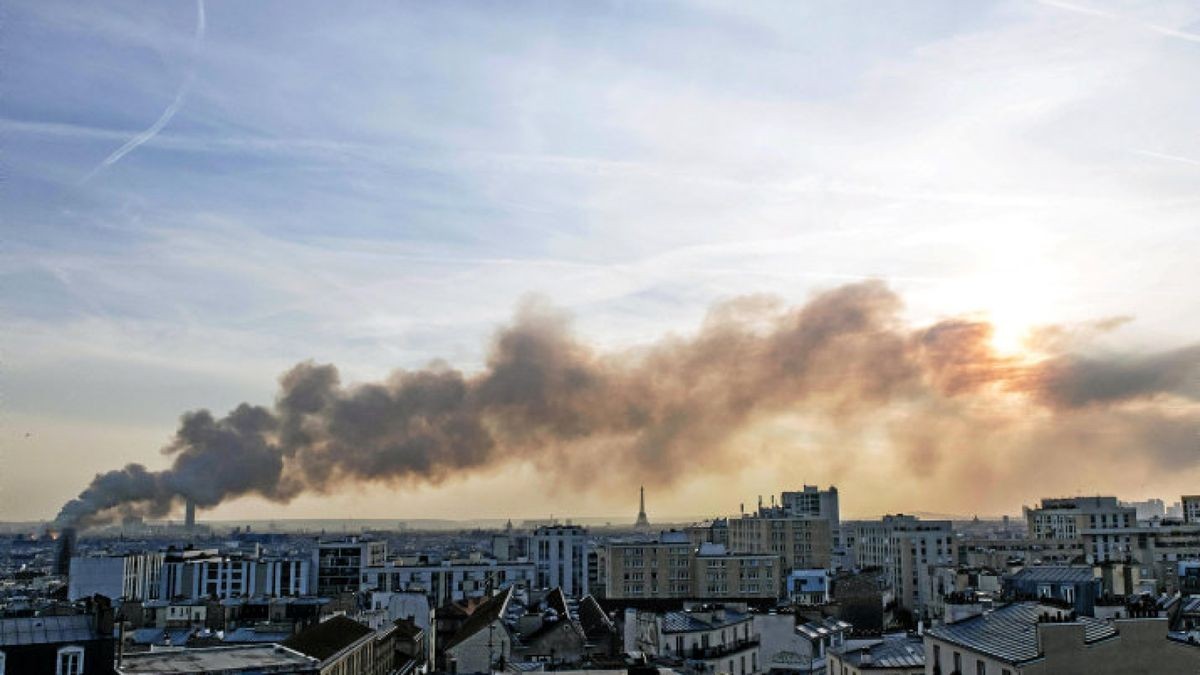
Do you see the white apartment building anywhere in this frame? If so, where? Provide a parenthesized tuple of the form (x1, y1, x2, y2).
(361, 555, 535, 606)
(532, 525, 589, 598)
(851, 515, 953, 616)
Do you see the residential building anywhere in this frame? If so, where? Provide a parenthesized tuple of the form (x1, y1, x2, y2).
(532, 526, 588, 598)
(627, 604, 761, 675)
(1002, 566, 1100, 616)
(1023, 497, 1135, 563)
(440, 587, 514, 674)
(283, 615, 397, 675)
(851, 516, 953, 616)
(755, 613, 850, 674)
(1183, 496, 1200, 524)
(728, 516, 833, 571)
(604, 534, 780, 601)
(68, 551, 164, 602)
(315, 539, 388, 597)
(160, 550, 312, 600)
(924, 601, 1200, 674)
(0, 597, 117, 675)
(362, 555, 535, 607)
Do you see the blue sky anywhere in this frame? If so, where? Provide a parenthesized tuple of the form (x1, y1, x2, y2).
(3, 0, 1199, 521)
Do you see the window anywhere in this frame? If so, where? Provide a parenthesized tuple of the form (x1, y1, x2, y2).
(953, 652, 962, 672)
(977, 660, 986, 675)
(0, 650, 6, 675)
(57, 646, 84, 675)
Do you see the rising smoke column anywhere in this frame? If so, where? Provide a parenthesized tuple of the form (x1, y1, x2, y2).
(55, 281, 1200, 528)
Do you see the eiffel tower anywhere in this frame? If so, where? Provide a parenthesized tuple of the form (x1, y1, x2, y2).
(634, 485, 651, 529)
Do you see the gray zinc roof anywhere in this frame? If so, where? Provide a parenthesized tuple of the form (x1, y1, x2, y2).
(1009, 566, 1094, 584)
(832, 634, 924, 669)
(926, 602, 1116, 664)
(661, 608, 749, 633)
(0, 615, 98, 646)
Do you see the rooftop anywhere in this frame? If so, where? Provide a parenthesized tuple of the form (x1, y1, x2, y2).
(1009, 566, 1094, 584)
(926, 602, 1117, 664)
(0, 614, 98, 646)
(830, 634, 924, 670)
(283, 615, 374, 662)
(661, 607, 750, 633)
(116, 644, 318, 674)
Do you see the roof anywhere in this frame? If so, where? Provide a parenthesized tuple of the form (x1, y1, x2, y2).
(926, 602, 1117, 664)
(1009, 566, 1094, 584)
(661, 607, 749, 633)
(283, 615, 374, 661)
(444, 586, 514, 651)
(830, 634, 924, 669)
(796, 616, 851, 640)
(0, 614, 99, 646)
(577, 595, 615, 638)
(223, 626, 292, 644)
(116, 644, 318, 673)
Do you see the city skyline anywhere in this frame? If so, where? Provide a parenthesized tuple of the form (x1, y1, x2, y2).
(4, 0, 1200, 525)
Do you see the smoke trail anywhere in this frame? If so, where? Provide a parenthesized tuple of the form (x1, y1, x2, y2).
(55, 282, 1200, 528)
(81, 0, 206, 183)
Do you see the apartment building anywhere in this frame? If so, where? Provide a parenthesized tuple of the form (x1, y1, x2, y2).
(361, 555, 535, 606)
(1024, 497, 1135, 563)
(605, 534, 781, 601)
(851, 515, 953, 616)
(532, 525, 589, 598)
(727, 515, 832, 571)
(314, 538, 388, 597)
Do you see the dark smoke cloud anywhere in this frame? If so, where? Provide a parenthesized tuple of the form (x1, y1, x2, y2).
(56, 281, 1200, 527)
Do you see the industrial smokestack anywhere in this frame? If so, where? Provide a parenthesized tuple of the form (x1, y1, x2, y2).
(55, 527, 77, 577)
(185, 500, 196, 530)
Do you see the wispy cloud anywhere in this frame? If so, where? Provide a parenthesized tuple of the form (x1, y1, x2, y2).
(1037, 0, 1200, 43)
(81, 0, 206, 183)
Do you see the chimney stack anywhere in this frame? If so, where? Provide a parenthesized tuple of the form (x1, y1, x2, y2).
(185, 500, 196, 530)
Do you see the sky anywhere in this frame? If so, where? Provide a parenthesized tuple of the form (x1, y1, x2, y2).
(2, 0, 1199, 524)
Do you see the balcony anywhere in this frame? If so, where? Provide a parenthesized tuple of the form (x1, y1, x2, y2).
(684, 637, 760, 660)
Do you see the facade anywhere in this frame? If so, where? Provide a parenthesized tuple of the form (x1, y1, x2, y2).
(852, 516, 953, 616)
(924, 601, 1200, 674)
(604, 534, 780, 601)
(0, 600, 116, 675)
(728, 516, 833, 572)
(69, 552, 163, 602)
(1183, 495, 1200, 524)
(628, 605, 761, 675)
(1023, 497, 1135, 563)
(362, 556, 535, 607)
(440, 587, 514, 675)
(531, 526, 589, 598)
(315, 539, 388, 597)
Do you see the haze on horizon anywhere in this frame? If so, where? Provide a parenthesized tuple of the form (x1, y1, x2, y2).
(3, 0, 1199, 526)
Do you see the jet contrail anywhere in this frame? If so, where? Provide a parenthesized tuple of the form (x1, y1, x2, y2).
(82, 0, 206, 183)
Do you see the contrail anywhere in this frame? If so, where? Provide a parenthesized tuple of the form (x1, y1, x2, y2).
(81, 0, 206, 183)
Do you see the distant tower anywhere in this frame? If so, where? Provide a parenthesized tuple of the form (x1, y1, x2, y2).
(634, 486, 651, 529)
(185, 499, 196, 530)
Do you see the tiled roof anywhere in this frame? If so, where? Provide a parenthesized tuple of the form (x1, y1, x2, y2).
(926, 602, 1116, 664)
(0, 615, 99, 646)
(577, 595, 615, 637)
(661, 608, 749, 633)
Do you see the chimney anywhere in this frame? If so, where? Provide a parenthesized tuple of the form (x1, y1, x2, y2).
(185, 500, 196, 530)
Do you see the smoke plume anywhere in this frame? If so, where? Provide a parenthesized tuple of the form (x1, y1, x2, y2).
(56, 281, 1200, 527)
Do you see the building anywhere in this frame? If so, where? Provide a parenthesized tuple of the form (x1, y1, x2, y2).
(924, 601, 1200, 674)
(68, 551, 164, 602)
(851, 516, 953, 616)
(160, 550, 312, 600)
(604, 534, 780, 601)
(728, 516, 832, 571)
(116, 644, 319, 674)
(627, 604, 761, 675)
(362, 555, 535, 607)
(786, 569, 832, 605)
(1183, 496, 1200, 524)
(440, 587, 514, 674)
(0, 597, 117, 675)
(283, 615, 397, 675)
(315, 539, 388, 597)
(754, 613, 850, 674)
(1023, 497, 1135, 563)
(826, 633, 924, 675)
(532, 526, 589, 598)
(1122, 498, 1165, 522)
(1002, 567, 1100, 616)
